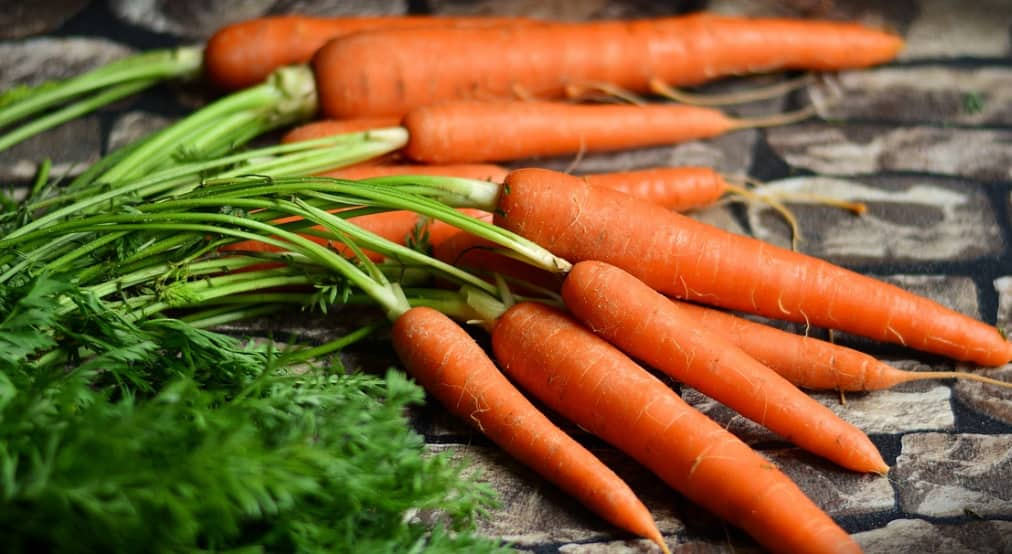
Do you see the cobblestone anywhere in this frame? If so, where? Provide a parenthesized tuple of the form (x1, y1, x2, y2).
(744, 175, 1002, 263)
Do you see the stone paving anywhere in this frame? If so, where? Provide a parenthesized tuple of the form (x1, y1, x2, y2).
(3, 1, 1011, 552)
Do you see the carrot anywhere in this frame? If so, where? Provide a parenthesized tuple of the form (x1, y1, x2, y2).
(204, 15, 533, 91)
(432, 229, 563, 293)
(492, 168, 1012, 366)
(675, 300, 1012, 392)
(392, 306, 669, 553)
(321, 163, 509, 183)
(281, 117, 403, 144)
(313, 13, 903, 118)
(400, 100, 811, 164)
(491, 302, 861, 554)
(561, 260, 886, 473)
(222, 208, 490, 260)
(581, 167, 729, 212)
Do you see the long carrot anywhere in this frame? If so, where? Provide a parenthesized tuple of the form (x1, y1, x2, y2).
(491, 302, 862, 554)
(204, 15, 533, 91)
(561, 260, 886, 473)
(491, 168, 1012, 366)
(401, 100, 809, 163)
(313, 13, 903, 118)
(392, 306, 669, 553)
(676, 300, 1012, 392)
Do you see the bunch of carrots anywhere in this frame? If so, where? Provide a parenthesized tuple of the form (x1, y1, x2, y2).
(5, 9, 1012, 554)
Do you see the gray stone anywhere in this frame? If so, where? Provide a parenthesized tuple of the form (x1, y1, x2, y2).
(954, 366, 1012, 427)
(0, 0, 90, 40)
(684, 379, 954, 443)
(893, 433, 1012, 517)
(998, 276, 1012, 334)
(108, 0, 406, 39)
(901, 0, 1012, 59)
(743, 175, 1002, 264)
(558, 540, 668, 553)
(428, 0, 676, 20)
(705, 0, 907, 27)
(427, 444, 686, 547)
(107, 111, 174, 152)
(766, 123, 1012, 181)
(764, 448, 895, 516)
(0, 116, 102, 181)
(856, 518, 1012, 554)
(108, 0, 274, 39)
(0, 37, 134, 89)
(809, 67, 1012, 126)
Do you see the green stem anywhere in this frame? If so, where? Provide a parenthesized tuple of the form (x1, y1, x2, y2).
(0, 47, 202, 128)
(0, 79, 155, 152)
(276, 320, 386, 366)
(98, 64, 318, 184)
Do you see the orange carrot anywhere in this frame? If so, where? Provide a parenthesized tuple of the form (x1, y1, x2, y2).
(281, 117, 402, 144)
(581, 167, 730, 212)
(392, 306, 669, 552)
(491, 302, 861, 554)
(401, 100, 800, 163)
(321, 163, 509, 183)
(676, 300, 1012, 392)
(562, 260, 886, 473)
(313, 13, 903, 117)
(204, 15, 533, 90)
(432, 229, 563, 293)
(221, 208, 489, 259)
(492, 168, 1012, 366)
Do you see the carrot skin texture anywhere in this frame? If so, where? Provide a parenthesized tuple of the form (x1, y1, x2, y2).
(491, 302, 861, 554)
(493, 168, 1012, 366)
(674, 301, 924, 391)
(402, 101, 736, 163)
(562, 260, 886, 473)
(581, 167, 728, 212)
(391, 307, 667, 549)
(204, 15, 532, 90)
(314, 13, 903, 117)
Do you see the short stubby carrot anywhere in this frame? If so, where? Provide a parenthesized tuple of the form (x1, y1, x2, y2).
(491, 302, 861, 554)
(581, 167, 729, 212)
(392, 306, 669, 552)
(561, 260, 887, 473)
(492, 168, 1012, 366)
(402, 100, 761, 163)
(677, 300, 1012, 392)
(204, 15, 533, 90)
(280, 117, 403, 144)
(313, 13, 903, 117)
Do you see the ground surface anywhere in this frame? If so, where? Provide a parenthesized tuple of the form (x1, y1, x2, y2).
(3, 1, 1011, 552)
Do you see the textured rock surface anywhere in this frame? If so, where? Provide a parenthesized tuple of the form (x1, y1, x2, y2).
(744, 175, 1002, 263)
(766, 124, 1012, 181)
(893, 433, 1012, 517)
(6, 1, 1012, 552)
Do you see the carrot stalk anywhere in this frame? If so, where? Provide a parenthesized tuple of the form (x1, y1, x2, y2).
(676, 301, 1012, 392)
(393, 306, 669, 552)
(489, 168, 1012, 366)
(491, 302, 862, 554)
(562, 260, 887, 473)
